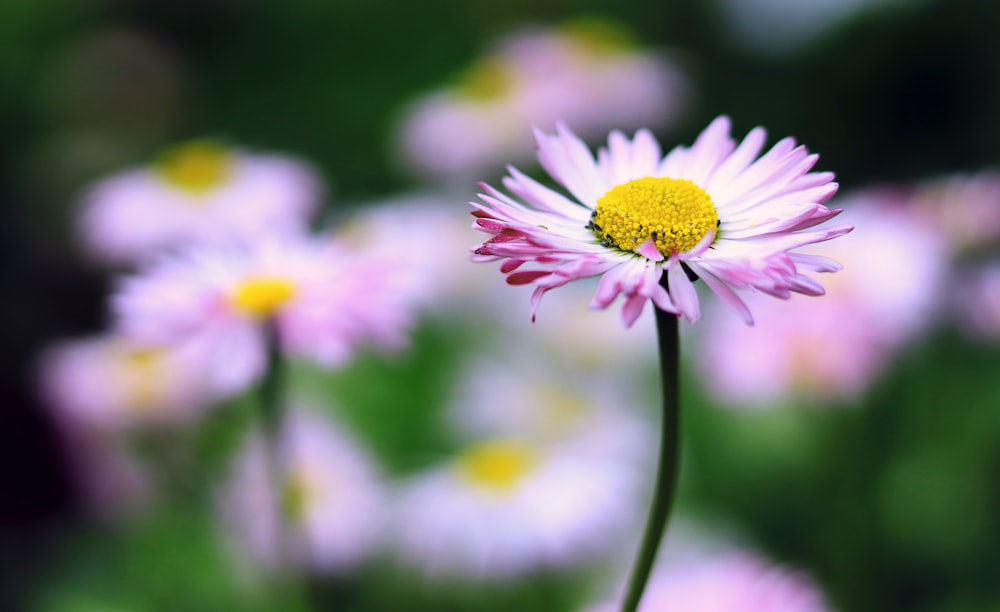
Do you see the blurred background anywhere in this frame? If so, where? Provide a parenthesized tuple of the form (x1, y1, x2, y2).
(4, 0, 1000, 610)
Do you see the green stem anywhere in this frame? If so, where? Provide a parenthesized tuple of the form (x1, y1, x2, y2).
(620, 307, 681, 612)
(259, 322, 291, 570)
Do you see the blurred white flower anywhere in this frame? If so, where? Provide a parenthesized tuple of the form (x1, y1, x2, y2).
(446, 354, 653, 464)
(78, 140, 322, 264)
(390, 435, 643, 580)
(395, 19, 689, 182)
(38, 334, 215, 431)
(587, 550, 830, 611)
(113, 235, 417, 396)
(218, 408, 386, 574)
(694, 190, 946, 406)
(333, 190, 494, 312)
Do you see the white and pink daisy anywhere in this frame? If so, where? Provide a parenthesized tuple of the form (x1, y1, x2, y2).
(396, 20, 688, 182)
(588, 550, 830, 612)
(390, 435, 643, 580)
(78, 140, 322, 264)
(471, 116, 852, 327)
(694, 191, 946, 406)
(446, 355, 652, 465)
(218, 408, 386, 574)
(37, 334, 216, 431)
(112, 236, 416, 396)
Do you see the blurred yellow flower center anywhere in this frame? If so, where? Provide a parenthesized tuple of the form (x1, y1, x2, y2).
(530, 384, 586, 432)
(156, 141, 233, 193)
(116, 347, 165, 410)
(458, 440, 537, 491)
(281, 471, 316, 522)
(455, 57, 515, 101)
(591, 176, 718, 257)
(231, 277, 297, 318)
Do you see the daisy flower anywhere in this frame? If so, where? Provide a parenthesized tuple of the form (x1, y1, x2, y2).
(396, 20, 688, 182)
(587, 550, 830, 612)
(390, 435, 642, 579)
(37, 334, 216, 431)
(471, 116, 852, 327)
(112, 236, 416, 396)
(218, 408, 386, 573)
(446, 354, 652, 464)
(78, 140, 322, 264)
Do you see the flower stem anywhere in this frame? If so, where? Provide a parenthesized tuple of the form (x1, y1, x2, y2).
(259, 321, 291, 571)
(620, 307, 681, 612)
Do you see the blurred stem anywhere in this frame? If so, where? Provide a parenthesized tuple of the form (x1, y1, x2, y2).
(259, 322, 292, 572)
(620, 307, 680, 612)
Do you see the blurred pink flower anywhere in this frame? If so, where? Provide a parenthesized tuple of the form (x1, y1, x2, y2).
(390, 434, 643, 580)
(589, 551, 830, 612)
(78, 141, 322, 264)
(909, 170, 1000, 255)
(218, 408, 386, 573)
(472, 117, 850, 327)
(695, 190, 946, 406)
(37, 334, 215, 431)
(952, 261, 1000, 341)
(113, 236, 416, 396)
(446, 354, 653, 465)
(396, 20, 689, 181)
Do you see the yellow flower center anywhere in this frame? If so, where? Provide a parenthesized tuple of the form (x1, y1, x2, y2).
(458, 440, 537, 492)
(590, 176, 718, 257)
(455, 57, 516, 102)
(231, 277, 297, 319)
(529, 384, 587, 432)
(281, 471, 317, 523)
(117, 347, 166, 410)
(156, 141, 233, 193)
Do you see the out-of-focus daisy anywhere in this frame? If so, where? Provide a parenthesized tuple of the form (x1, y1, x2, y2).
(952, 261, 1000, 341)
(390, 435, 643, 579)
(694, 190, 945, 406)
(587, 550, 830, 611)
(496, 278, 659, 374)
(396, 19, 689, 182)
(909, 170, 1000, 255)
(472, 116, 851, 327)
(446, 355, 652, 464)
(218, 408, 385, 573)
(113, 236, 416, 396)
(38, 334, 215, 431)
(333, 191, 492, 312)
(78, 140, 322, 264)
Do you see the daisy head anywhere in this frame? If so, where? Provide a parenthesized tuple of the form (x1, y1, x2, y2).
(112, 236, 416, 395)
(78, 140, 322, 264)
(395, 19, 687, 182)
(37, 334, 216, 431)
(471, 117, 852, 327)
(218, 408, 386, 574)
(390, 435, 642, 580)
